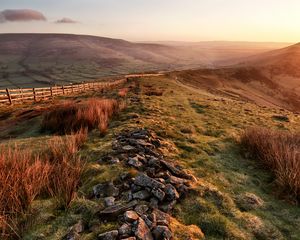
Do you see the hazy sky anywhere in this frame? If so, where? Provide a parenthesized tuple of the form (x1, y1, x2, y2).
(0, 0, 299, 42)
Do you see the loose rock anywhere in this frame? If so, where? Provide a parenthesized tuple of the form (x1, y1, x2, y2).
(98, 230, 118, 240)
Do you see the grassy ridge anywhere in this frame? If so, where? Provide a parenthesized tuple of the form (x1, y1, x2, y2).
(0, 75, 299, 239)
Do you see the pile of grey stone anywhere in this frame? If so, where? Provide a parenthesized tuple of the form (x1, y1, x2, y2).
(70, 129, 196, 240)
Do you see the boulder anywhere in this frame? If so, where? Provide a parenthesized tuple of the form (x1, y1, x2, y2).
(122, 145, 136, 152)
(152, 226, 172, 240)
(152, 209, 170, 226)
(93, 182, 119, 198)
(104, 197, 115, 207)
(124, 211, 139, 223)
(135, 205, 149, 215)
(160, 160, 194, 180)
(164, 184, 179, 201)
(99, 200, 138, 220)
(159, 200, 176, 213)
(98, 230, 118, 240)
(128, 157, 143, 168)
(151, 188, 165, 202)
(63, 220, 84, 240)
(133, 190, 151, 200)
(118, 223, 132, 237)
(134, 174, 165, 189)
(133, 218, 154, 240)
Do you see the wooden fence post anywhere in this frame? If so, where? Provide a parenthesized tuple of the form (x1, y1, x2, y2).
(50, 86, 53, 99)
(62, 85, 65, 95)
(6, 88, 12, 105)
(33, 88, 36, 102)
(71, 84, 74, 93)
(20, 88, 24, 101)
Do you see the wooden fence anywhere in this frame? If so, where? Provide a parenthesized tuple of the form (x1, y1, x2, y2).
(0, 79, 127, 105)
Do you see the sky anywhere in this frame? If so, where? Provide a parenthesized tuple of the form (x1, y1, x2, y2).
(0, 0, 299, 42)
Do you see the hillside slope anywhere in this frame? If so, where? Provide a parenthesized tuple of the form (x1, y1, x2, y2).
(0, 33, 209, 88)
(1, 75, 299, 239)
(173, 43, 300, 112)
(0, 34, 290, 88)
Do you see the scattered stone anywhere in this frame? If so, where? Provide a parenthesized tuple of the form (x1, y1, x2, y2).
(160, 160, 194, 180)
(159, 200, 176, 213)
(149, 198, 159, 209)
(135, 205, 149, 215)
(124, 211, 139, 223)
(98, 230, 118, 240)
(121, 237, 136, 240)
(152, 226, 172, 240)
(167, 175, 188, 185)
(133, 218, 154, 240)
(93, 182, 119, 198)
(141, 214, 154, 229)
(152, 209, 170, 226)
(118, 223, 132, 237)
(99, 200, 138, 220)
(63, 220, 85, 240)
(151, 188, 165, 201)
(104, 197, 115, 207)
(134, 174, 165, 189)
(164, 184, 179, 201)
(133, 190, 151, 200)
(128, 157, 143, 168)
(122, 145, 136, 152)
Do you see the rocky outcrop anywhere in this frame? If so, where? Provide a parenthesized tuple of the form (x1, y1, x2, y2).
(94, 129, 197, 239)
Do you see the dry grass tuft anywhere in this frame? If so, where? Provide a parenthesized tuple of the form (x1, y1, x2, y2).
(241, 127, 300, 201)
(44, 128, 87, 162)
(118, 88, 129, 97)
(47, 157, 83, 209)
(41, 98, 122, 134)
(0, 130, 87, 238)
(0, 147, 51, 238)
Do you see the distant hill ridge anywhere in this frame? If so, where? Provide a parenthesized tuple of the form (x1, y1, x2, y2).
(0, 33, 291, 88)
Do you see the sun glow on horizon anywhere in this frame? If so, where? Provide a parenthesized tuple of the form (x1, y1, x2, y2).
(0, 0, 299, 43)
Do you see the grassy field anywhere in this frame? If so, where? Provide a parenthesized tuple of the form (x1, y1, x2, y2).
(0, 75, 299, 239)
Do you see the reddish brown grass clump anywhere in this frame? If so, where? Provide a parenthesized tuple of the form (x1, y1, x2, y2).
(118, 88, 129, 97)
(0, 147, 51, 238)
(241, 127, 300, 201)
(42, 98, 122, 134)
(0, 130, 88, 238)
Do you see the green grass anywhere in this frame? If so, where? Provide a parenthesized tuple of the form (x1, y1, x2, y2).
(0, 75, 299, 239)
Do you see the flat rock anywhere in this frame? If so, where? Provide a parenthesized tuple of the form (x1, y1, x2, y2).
(99, 200, 138, 220)
(93, 182, 119, 198)
(134, 218, 154, 240)
(160, 160, 194, 180)
(124, 210, 139, 223)
(128, 157, 143, 168)
(104, 197, 115, 207)
(118, 223, 132, 237)
(133, 190, 151, 200)
(164, 184, 179, 201)
(152, 226, 172, 240)
(122, 145, 136, 152)
(98, 230, 118, 240)
(134, 174, 165, 189)
(151, 188, 165, 201)
(135, 205, 149, 215)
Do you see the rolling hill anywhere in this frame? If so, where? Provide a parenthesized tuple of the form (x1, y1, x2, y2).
(173, 42, 300, 112)
(0, 33, 290, 88)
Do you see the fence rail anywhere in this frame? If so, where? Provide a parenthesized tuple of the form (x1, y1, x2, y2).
(0, 79, 127, 105)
